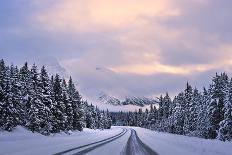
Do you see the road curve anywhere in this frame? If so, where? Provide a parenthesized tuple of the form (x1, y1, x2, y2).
(53, 128, 127, 155)
(125, 129, 158, 155)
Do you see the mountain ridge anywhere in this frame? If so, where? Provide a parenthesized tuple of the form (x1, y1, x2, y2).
(98, 93, 158, 107)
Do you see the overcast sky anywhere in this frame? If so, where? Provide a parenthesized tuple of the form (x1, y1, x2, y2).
(1, 0, 232, 102)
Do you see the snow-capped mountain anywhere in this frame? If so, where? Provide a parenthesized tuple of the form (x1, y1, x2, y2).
(99, 94, 122, 106)
(99, 93, 158, 107)
(36, 56, 68, 77)
(122, 97, 159, 107)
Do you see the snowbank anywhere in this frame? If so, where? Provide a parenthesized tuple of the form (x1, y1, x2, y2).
(0, 126, 122, 155)
(133, 127, 232, 155)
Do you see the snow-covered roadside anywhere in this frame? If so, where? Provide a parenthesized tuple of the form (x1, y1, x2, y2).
(132, 127, 232, 155)
(0, 126, 123, 155)
(2, 126, 231, 155)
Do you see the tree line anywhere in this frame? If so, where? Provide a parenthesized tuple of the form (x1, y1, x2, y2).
(0, 59, 111, 135)
(112, 73, 232, 141)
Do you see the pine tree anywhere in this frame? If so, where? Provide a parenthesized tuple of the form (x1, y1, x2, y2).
(85, 104, 95, 129)
(26, 64, 51, 134)
(51, 74, 66, 132)
(91, 105, 98, 129)
(163, 93, 171, 119)
(102, 110, 109, 129)
(105, 109, 112, 129)
(196, 88, 210, 138)
(37, 66, 53, 134)
(19, 62, 31, 126)
(0, 65, 20, 131)
(137, 108, 143, 127)
(188, 88, 201, 134)
(207, 73, 227, 139)
(39, 66, 53, 109)
(9, 65, 23, 126)
(61, 79, 72, 131)
(67, 76, 85, 131)
(144, 108, 149, 128)
(173, 93, 185, 135)
(146, 104, 155, 129)
(96, 108, 104, 130)
(218, 78, 232, 141)
(0, 60, 7, 129)
(76, 100, 86, 131)
(19, 62, 31, 102)
(183, 82, 193, 135)
(158, 95, 164, 121)
(0, 59, 6, 105)
(128, 111, 135, 126)
(26, 64, 39, 132)
(150, 105, 158, 129)
(168, 96, 177, 133)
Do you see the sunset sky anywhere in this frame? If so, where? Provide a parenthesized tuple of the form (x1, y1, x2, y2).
(1, 0, 232, 100)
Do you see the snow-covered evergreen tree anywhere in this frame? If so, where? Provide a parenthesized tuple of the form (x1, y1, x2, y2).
(96, 107, 104, 130)
(173, 93, 185, 135)
(26, 64, 51, 134)
(218, 78, 232, 141)
(146, 104, 155, 129)
(52, 74, 66, 132)
(168, 96, 177, 133)
(183, 82, 193, 135)
(208, 73, 227, 139)
(0, 65, 20, 131)
(85, 104, 96, 129)
(163, 93, 171, 119)
(19, 62, 31, 126)
(137, 108, 143, 127)
(196, 88, 210, 138)
(158, 95, 164, 121)
(38, 66, 53, 134)
(61, 78, 72, 131)
(188, 88, 201, 134)
(67, 76, 85, 131)
(0, 59, 6, 106)
(105, 109, 112, 129)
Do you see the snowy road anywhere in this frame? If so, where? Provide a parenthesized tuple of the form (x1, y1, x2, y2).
(1, 126, 232, 155)
(125, 129, 158, 155)
(57, 127, 158, 155)
(54, 128, 128, 155)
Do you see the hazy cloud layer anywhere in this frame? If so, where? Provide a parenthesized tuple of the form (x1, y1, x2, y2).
(1, 0, 232, 101)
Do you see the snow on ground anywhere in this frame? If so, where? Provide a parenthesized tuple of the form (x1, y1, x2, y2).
(1, 126, 232, 155)
(132, 127, 232, 155)
(0, 126, 124, 155)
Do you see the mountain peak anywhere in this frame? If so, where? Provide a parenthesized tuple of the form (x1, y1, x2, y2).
(98, 93, 158, 107)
